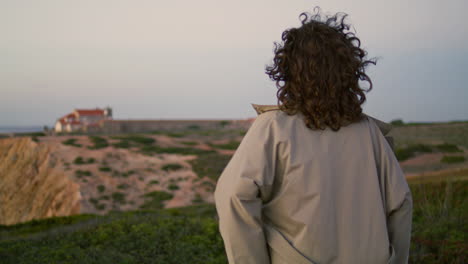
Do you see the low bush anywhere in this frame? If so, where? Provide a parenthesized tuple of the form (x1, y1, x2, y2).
(140, 145, 215, 156)
(88, 136, 109, 149)
(97, 185, 106, 193)
(99, 167, 112, 172)
(62, 138, 81, 147)
(168, 183, 180, 191)
(436, 143, 463, 153)
(139, 191, 173, 210)
(441, 155, 466, 164)
(181, 141, 198, 146)
(73, 156, 95, 165)
(189, 152, 232, 181)
(75, 170, 92, 178)
(117, 183, 129, 190)
(209, 140, 240, 150)
(112, 135, 155, 145)
(395, 144, 432, 161)
(112, 140, 131, 149)
(162, 163, 183, 172)
(111, 192, 126, 204)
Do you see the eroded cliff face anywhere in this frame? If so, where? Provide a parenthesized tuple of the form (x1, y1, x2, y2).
(0, 138, 81, 225)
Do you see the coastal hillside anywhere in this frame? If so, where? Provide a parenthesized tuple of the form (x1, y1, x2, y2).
(0, 137, 81, 225)
(0, 128, 241, 225)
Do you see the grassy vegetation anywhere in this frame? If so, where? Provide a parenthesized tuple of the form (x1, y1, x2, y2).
(408, 179, 467, 263)
(0, 179, 466, 263)
(75, 170, 92, 178)
(390, 122, 468, 149)
(117, 183, 129, 190)
(180, 141, 198, 146)
(139, 191, 173, 210)
(209, 140, 240, 150)
(99, 167, 112, 172)
(139, 145, 215, 156)
(62, 138, 82, 147)
(0, 205, 226, 264)
(148, 180, 160, 185)
(97, 185, 106, 193)
(73, 156, 96, 165)
(441, 156, 466, 164)
(111, 192, 126, 204)
(395, 144, 433, 161)
(111, 135, 155, 145)
(168, 183, 180, 191)
(162, 163, 183, 172)
(395, 142, 466, 162)
(88, 136, 109, 149)
(189, 152, 232, 181)
(89, 198, 106, 211)
(435, 143, 463, 153)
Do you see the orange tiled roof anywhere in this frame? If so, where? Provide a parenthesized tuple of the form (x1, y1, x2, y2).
(75, 109, 105, 116)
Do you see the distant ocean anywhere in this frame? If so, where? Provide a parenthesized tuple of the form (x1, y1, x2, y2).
(0, 126, 44, 134)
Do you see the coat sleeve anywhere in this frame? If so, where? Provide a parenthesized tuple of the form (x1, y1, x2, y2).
(214, 113, 277, 264)
(370, 119, 413, 264)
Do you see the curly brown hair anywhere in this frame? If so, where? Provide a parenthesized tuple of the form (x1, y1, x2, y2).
(266, 8, 376, 131)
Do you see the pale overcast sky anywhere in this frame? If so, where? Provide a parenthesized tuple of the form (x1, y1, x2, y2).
(1, 0, 467, 126)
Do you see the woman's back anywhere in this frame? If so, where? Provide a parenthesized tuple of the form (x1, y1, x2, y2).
(214, 108, 412, 264)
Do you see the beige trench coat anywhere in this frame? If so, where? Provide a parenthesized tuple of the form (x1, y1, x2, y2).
(214, 105, 412, 264)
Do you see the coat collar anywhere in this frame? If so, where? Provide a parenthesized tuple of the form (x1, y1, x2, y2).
(251, 103, 392, 135)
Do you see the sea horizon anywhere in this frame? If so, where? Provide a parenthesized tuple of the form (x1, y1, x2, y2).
(0, 126, 45, 134)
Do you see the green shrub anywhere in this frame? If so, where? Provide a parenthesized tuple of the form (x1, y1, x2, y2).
(140, 146, 215, 156)
(111, 192, 126, 204)
(436, 143, 463, 153)
(186, 125, 200, 130)
(390, 119, 405, 126)
(181, 141, 198, 146)
(219, 120, 230, 127)
(139, 191, 173, 210)
(99, 195, 110, 201)
(75, 170, 92, 178)
(121, 170, 136, 178)
(168, 183, 180, 191)
(395, 144, 432, 161)
(112, 135, 155, 145)
(88, 136, 109, 149)
(99, 167, 112, 172)
(62, 138, 82, 147)
(162, 163, 183, 171)
(117, 183, 129, 190)
(441, 155, 466, 164)
(148, 180, 160, 185)
(189, 152, 232, 181)
(210, 140, 240, 150)
(97, 185, 106, 193)
(112, 140, 131, 149)
(74, 156, 85, 165)
(74, 156, 95, 165)
(166, 132, 185, 138)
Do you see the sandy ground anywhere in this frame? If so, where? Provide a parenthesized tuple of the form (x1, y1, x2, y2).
(38, 135, 221, 214)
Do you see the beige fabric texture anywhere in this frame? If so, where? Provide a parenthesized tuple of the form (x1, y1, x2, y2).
(214, 105, 413, 264)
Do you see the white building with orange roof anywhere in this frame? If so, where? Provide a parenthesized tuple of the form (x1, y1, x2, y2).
(54, 107, 112, 133)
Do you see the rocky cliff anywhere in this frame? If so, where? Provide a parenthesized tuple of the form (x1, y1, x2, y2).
(0, 137, 81, 225)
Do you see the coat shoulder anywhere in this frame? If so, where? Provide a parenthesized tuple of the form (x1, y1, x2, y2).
(251, 104, 281, 115)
